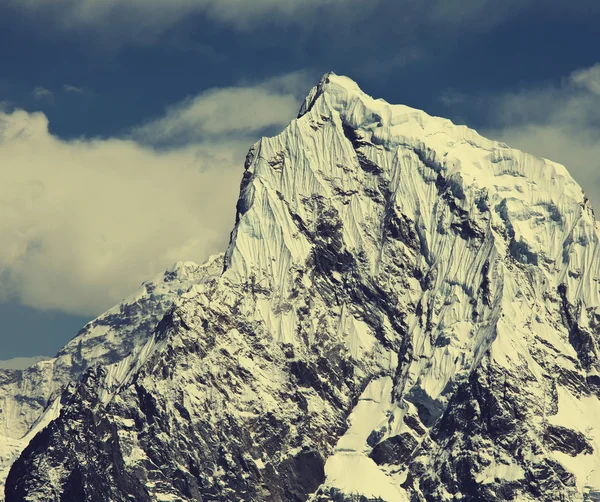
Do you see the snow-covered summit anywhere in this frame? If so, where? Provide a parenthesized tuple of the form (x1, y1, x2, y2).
(226, 71, 598, 311)
(6, 74, 600, 501)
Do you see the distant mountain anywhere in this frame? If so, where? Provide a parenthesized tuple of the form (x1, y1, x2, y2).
(0, 256, 223, 498)
(5, 74, 600, 501)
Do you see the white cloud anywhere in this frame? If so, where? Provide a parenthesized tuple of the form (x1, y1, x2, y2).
(0, 72, 308, 316)
(442, 62, 600, 217)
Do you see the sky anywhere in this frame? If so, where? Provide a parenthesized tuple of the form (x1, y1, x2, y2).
(1, 0, 600, 360)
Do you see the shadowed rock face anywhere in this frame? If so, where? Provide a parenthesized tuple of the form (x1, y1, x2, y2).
(6, 74, 600, 501)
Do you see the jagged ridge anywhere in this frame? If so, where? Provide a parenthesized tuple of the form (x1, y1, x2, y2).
(0, 256, 223, 499)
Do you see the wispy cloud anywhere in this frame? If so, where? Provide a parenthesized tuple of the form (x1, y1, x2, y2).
(63, 84, 91, 96)
(441, 62, 600, 216)
(133, 71, 313, 146)
(571, 63, 600, 96)
(0, 72, 310, 316)
(32, 87, 54, 102)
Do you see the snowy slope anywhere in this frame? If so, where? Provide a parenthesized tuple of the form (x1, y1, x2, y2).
(6, 74, 600, 501)
(0, 256, 223, 498)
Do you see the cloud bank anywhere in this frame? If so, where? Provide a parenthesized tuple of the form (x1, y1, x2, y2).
(12, 0, 378, 35)
(11, 0, 600, 40)
(0, 72, 311, 316)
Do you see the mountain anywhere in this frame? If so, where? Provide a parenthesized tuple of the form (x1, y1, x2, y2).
(0, 256, 223, 498)
(5, 73, 600, 501)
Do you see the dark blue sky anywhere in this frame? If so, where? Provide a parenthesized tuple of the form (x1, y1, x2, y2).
(3, 3, 598, 138)
(1, 0, 600, 359)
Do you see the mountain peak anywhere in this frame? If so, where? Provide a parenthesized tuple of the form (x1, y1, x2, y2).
(5, 75, 600, 502)
(226, 72, 595, 305)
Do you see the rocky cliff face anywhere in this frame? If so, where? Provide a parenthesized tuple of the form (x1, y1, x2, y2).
(5, 74, 600, 501)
